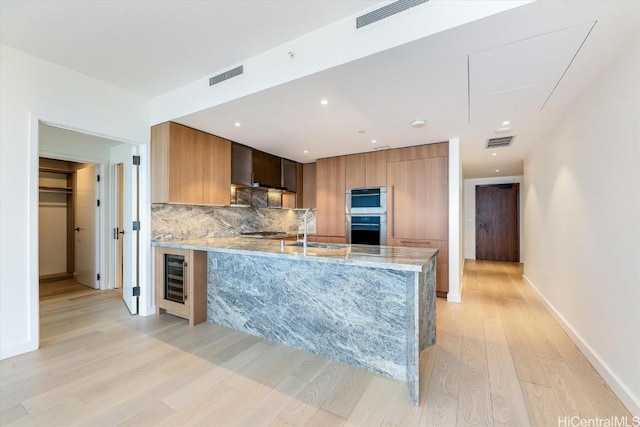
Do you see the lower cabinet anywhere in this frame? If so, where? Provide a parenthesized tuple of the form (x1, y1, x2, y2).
(388, 238, 449, 298)
(155, 247, 207, 326)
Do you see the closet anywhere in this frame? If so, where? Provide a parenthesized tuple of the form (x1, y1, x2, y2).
(39, 158, 76, 281)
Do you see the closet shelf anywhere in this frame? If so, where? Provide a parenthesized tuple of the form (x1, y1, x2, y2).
(39, 167, 74, 175)
(39, 186, 72, 194)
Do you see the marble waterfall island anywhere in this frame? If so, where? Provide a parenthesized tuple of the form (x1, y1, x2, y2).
(152, 237, 437, 405)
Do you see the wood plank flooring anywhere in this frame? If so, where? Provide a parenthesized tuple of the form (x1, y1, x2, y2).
(0, 262, 632, 426)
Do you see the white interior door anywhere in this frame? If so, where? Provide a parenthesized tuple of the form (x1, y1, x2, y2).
(75, 165, 99, 289)
(111, 145, 138, 314)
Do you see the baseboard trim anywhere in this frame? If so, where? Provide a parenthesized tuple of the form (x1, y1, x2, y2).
(446, 292, 461, 303)
(522, 274, 640, 416)
(0, 339, 38, 360)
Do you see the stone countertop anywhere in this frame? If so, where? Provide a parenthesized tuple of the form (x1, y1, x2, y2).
(152, 237, 437, 272)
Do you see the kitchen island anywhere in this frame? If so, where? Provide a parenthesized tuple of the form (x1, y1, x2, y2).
(152, 237, 437, 405)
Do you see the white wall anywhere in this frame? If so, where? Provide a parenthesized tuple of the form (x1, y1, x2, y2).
(0, 44, 150, 360)
(523, 33, 640, 414)
(464, 175, 524, 261)
(448, 138, 462, 303)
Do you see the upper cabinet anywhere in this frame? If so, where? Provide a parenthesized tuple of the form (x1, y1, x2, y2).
(344, 151, 387, 189)
(151, 122, 231, 205)
(231, 143, 252, 186)
(281, 158, 297, 192)
(252, 150, 281, 188)
(302, 163, 317, 209)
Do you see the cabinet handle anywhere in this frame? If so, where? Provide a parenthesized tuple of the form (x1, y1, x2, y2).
(390, 185, 395, 237)
(183, 261, 188, 302)
(401, 240, 432, 245)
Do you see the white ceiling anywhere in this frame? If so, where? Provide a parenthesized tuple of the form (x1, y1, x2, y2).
(2, 1, 639, 178)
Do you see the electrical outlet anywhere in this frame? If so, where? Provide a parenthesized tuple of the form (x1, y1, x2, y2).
(210, 258, 217, 269)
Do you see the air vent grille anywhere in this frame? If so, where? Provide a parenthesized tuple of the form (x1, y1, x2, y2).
(356, 0, 428, 29)
(486, 136, 515, 148)
(373, 145, 391, 151)
(209, 66, 243, 86)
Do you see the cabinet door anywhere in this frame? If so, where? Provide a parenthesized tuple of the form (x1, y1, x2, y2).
(345, 154, 366, 189)
(316, 157, 346, 237)
(253, 150, 281, 187)
(203, 134, 231, 205)
(231, 143, 252, 186)
(365, 151, 387, 187)
(387, 156, 448, 241)
(282, 158, 297, 192)
(168, 123, 204, 204)
(302, 163, 316, 209)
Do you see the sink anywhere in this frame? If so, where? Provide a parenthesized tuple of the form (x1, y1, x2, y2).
(287, 242, 345, 250)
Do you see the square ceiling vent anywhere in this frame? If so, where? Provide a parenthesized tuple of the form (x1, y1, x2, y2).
(486, 136, 514, 148)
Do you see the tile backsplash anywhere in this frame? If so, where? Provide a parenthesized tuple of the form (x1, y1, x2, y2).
(151, 204, 316, 241)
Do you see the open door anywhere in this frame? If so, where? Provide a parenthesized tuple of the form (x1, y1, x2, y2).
(75, 165, 99, 289)
(111, 145, 139, 314)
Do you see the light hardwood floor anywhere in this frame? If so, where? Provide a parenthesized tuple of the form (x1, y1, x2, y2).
(0, 262, 632, 426)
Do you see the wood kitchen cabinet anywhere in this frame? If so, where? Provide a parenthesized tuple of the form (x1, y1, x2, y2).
(345, 154, 366, 189)
(155, 247, 207, 326)
(302, 163, 317, 209)
(151, 122, 231, 205)
(387, 156, 448, 241)
(344, 151, 387, 189)
(388, 238, 449, 297)
(387, 155, 448, 296)
(365, 151, 387, 187)
(316, 156, 346, 237)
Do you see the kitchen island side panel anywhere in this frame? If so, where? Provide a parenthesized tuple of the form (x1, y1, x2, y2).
(207, 252, 412, 381)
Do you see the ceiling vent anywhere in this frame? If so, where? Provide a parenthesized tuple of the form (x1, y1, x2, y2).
(486, 136, 515, 148)
(209, 66, 243, 86)
(373, 145, 391, 151)
(356, 0, 428, 29)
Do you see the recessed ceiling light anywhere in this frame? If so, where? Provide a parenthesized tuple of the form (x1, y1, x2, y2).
(410, 119, 427, 128)
(371, 139, 377, 144)
(502, 121, 510, 126)
(495, 169, 500, 172)
(303, 150, 308, 154)
(492, 152, 497, 156)
(234, 122, 241, 127)
(495, 127, 512, 133)
(320, 99, 328, 105)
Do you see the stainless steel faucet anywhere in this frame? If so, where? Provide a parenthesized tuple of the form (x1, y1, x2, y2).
(293, 208, 310, 253)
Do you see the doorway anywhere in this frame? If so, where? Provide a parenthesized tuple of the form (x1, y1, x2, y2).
(38, 158, 100, 289)
(475, 183, 519, 262)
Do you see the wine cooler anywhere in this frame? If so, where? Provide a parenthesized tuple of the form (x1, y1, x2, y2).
(164, 254, 186, 304)
(155, 247, 207, 326)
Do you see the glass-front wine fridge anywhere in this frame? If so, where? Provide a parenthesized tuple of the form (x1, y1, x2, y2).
(164, 254, 186, 304)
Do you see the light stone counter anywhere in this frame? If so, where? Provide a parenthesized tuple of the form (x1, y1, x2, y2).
(153, 237, 437, 272)
(152, 237, 437, 405)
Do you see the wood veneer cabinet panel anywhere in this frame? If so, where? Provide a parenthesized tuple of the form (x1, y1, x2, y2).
(203, 134, 231, 205)
(296, 162, 304, 208)
(387, 142, 449, 162)
(365, 151, 387, 187)
(150, 122, 170, 203)
(168, 123, 204, 204)
(387, 238, 449, 296)
(316, 157, 346, 237)
(345, 154, 366, 189)
(387, 156, 448, 241)
(302, 163, 317, 209)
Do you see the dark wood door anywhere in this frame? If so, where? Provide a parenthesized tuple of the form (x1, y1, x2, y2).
(476, 184, 519, 262)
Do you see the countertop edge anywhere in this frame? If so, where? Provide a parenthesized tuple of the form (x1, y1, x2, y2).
(152, 240, 437, 273)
